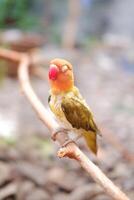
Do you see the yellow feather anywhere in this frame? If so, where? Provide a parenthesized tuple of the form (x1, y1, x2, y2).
(83, 131, 97, 154)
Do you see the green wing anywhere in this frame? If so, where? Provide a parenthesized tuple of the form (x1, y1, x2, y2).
(61, 97, 99, 133)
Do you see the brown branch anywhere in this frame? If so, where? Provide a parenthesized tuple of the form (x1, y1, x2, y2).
(0, 48, 22, 62)
(0, 47, 47, 80)
(17, 53, 130, 200)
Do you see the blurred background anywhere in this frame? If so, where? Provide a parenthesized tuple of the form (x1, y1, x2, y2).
(0, 0, 134, 199)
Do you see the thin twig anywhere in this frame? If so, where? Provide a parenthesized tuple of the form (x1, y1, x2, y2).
(17, 54, 130, 200)
(0, 48, 22, 62)
(0, 47, 48, 80)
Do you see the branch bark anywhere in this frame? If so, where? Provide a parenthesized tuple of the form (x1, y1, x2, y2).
(0, 48, 130, 200)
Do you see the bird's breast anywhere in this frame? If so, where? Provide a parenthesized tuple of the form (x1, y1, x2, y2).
(49, 95, 64, 118)
(49, 95, 74, 129)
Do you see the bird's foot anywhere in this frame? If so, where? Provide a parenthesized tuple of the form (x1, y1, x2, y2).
(51, 127, 69, 141)
(61, 134, 82, 147)
(61, 139, 76, 147)
(74, 134, 82, 141)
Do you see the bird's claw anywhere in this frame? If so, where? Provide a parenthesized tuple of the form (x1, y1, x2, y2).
(61, 139, 76, 147)
(51, 127, 69, 141)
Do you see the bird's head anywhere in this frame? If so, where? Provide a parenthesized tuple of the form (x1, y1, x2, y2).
(48, 58, 74, 94)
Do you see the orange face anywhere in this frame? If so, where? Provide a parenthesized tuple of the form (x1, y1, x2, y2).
(48, 58, 74, 94)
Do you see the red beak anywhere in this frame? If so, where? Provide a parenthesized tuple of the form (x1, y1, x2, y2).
(49, 65, 59, 80)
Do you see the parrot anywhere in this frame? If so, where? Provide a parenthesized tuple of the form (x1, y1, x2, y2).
(48, 58, 100, 154)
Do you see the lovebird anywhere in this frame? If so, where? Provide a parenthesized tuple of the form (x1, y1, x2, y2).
(48, 58, 100, 154)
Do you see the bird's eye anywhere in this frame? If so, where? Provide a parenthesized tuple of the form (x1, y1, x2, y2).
(61, 65, 68, 72)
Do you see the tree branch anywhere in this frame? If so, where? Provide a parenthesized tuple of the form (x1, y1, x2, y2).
(0, 48, 22, 62)
(0, 48, 130, 200)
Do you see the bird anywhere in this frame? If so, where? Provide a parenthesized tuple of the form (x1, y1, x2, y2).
(48, 58, 100, 154)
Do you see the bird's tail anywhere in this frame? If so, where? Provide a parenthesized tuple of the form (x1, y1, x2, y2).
(83, 131, 97, 154)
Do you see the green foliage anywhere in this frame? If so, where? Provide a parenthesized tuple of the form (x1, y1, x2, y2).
(0, 0, 38, 30)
